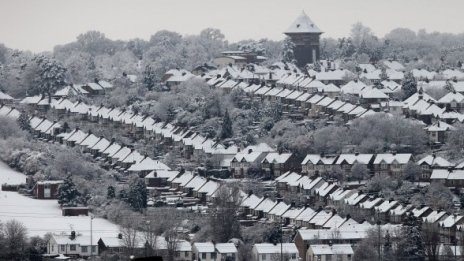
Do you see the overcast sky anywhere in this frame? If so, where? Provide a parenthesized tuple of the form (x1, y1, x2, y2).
(1, 0, 463, 53)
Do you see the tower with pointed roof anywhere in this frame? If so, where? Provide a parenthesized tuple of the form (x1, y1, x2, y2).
(284, 11, 323, 67)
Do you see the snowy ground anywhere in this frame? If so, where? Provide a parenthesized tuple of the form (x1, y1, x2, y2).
(0, 161, 120, 238)
(0, 161, 27, 185)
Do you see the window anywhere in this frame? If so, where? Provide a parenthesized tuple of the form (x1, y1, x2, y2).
(292, 253, 297, 259)
(91, 246, 96, 253)
(51, 245, 54, 252)
(262, 253, 267, 260)
(60, 245, 65, 252)
(202, 253, 207, 259)
(327, 255, 332, 261)
(211, 252, 216, 259)
(337, 255, 343, 261)
(70, 244, 76, 251)
(81, 246, 88, 253)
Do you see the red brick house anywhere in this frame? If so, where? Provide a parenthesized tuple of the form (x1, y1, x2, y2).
(33, 180, 63, 199)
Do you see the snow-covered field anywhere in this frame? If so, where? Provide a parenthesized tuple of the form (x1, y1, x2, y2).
(0, 161, 120, 238)
(0, 161, 27, 185)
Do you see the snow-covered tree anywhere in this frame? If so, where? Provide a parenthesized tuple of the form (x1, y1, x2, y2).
(142, 65, 157, 91)
(350, 163, 369, 182)
(282, 37, 296, 63)
(397, 212, 425, 260)
(128, 177, 147, 211)
(33, 55, 67, 103)
(57, 175, 81, 207)
(17, 112, 30, 131)
(402, 72, 418, 100)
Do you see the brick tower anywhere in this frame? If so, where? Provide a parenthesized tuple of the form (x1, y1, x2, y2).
(284, 11, 323, 67)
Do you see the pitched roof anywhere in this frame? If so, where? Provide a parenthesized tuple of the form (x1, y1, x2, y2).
(310, 244, 354, 255)
(417, 155, 454, 168)
(284, 11, 322, 34)
(373, 153, 412, 164)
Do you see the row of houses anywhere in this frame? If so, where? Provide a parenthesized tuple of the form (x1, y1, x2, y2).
(25, 114, 171, 176)
(301, 153, 413, 178)
(274, 170, 463, 234)
(47, 231, 238, 261)
(49, 230, 358, 261)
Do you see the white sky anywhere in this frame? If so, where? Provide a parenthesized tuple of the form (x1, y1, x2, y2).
(1, 0, 463, 52)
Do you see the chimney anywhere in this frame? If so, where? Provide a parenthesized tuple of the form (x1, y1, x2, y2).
(118, 233, 123, 239)
(70, 231, 76, 240)
(248, 149, 253, 154)
(248, 190, 253, 197)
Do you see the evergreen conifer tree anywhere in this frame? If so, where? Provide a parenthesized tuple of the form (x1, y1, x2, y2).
(57, 176, 81, 207)
(128, 177, 147, 211)
(17, 112, 30, 131)
(219, 109, 233, 139)
(402, 72, 418, 100)
(107, 185, 115, 199)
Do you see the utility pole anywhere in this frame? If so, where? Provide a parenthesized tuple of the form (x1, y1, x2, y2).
(377, 220, 382, 261)
(90, 214, 94, 258)
(280, 216, 283, 261)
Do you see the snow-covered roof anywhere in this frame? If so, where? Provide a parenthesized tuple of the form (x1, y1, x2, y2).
(268, 201, 291, 217)
(336, 154, 373, 165)
(438, 215, 463, 228)
(284, 11, 322, 34)
(0, 90, 13, 100)
(322, 215, 347, 229)
(295, 207, 317, 222)
(193, 242, 215, 253)
(298, 227, 368, 241)
(172, 172, 194, 187)
(127, 157, 170, 171)
(215, 243, 237, 254)
(373, 153, 412, 164)
(310, 244, 354, 255)
(359, 197, 383, 210)
(262, 152, 293, 164)
(374, 200, 398, 213)
(254, 198, 277, 213)
(417, 155, 454, 168)
(438, 91, 464, 104)
(302, 154, 337, 165)
(78, 134, 101, 148)
(423, 211, 448, 223)
(253, 243, 298, 254)
(241, 194, 263, 209)
(360, 88, 389, 99)
(197, 180, 219, 196)
(184, 176, 207, 191)
(426, 121, 455, 132)
(383, 60, 405, 71)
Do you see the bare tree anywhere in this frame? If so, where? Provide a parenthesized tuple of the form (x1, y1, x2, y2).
(120, 215, 142, 255)
(210, 183, 242, 242)
(164, 226, 181, 261)
(422, 223, 440, 261)
(3, 220, 28, 260)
